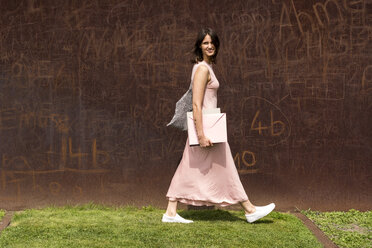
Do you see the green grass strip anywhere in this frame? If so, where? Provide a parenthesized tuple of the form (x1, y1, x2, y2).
(0, 210, 5, 221)
(0, 204, 321, 248)
(303, 209, 372, 248)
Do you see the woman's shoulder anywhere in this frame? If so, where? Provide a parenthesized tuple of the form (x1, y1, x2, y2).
(194, 63, 209, 74)
(194, 61, 210, 71)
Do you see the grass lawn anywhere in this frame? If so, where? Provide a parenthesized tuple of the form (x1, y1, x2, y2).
(303, 209, 372, 248)
(0, 210, 5, 220)
(0, 204, 321, 248)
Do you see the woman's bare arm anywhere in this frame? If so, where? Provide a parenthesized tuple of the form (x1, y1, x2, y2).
(192, 65, 213, 147)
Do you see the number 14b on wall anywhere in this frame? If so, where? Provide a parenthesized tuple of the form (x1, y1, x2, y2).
(250, 110, 285, 136)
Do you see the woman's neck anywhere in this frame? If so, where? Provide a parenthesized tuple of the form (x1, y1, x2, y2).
(203, 57, 212, 65)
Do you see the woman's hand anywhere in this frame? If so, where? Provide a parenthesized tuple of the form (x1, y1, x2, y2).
(198, 135, 213, 148)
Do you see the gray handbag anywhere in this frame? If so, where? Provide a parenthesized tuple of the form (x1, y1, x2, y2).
(167, 83, 193, 131)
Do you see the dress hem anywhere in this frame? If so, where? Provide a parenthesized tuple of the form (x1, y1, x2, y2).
(167, 196, 248, 207)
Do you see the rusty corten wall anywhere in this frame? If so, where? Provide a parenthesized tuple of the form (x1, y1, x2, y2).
(0, 0, 371, 211)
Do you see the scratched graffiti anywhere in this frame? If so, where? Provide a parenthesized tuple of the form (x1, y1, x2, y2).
(0, 0, 370, 211)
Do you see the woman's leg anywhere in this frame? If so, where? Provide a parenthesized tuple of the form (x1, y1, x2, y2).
(165, 200, 178, 217)
(240, 200, 256, 215)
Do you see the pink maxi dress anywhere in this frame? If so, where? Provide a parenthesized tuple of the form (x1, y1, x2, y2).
(166, 61, 249, 206)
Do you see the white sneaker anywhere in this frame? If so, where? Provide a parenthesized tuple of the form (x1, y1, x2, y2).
(245, 203, 275, 223)
(162, 213, 194, 223)
(255, 203, 276, 210)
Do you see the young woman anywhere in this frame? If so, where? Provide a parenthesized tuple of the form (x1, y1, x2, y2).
(163, 28, 275, 223)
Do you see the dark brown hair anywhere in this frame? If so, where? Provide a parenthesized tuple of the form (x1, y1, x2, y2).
(191, 28, 220, 64)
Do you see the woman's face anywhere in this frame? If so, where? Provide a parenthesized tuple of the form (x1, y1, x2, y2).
(200, 34, 215, 58)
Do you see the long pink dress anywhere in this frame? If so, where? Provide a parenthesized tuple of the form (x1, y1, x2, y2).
(166, 61, 248, 206)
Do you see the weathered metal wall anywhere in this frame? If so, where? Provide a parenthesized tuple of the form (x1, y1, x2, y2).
(0, 0, 371, 211)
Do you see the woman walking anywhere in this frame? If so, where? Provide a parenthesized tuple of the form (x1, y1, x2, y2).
(163, 28, 275, 223)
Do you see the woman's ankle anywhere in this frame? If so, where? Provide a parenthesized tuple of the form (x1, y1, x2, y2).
(165, 200, 178, 217)
(165, 211, 177, 217)
(244, 207, 256, 215)
(240, 201, 256, 214)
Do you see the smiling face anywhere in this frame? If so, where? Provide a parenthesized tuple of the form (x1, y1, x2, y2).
(192, 28, 220, 64)
(200, 34, 216, 61)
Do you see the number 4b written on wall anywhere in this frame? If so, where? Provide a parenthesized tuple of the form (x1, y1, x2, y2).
(250, 110, 285, 136)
